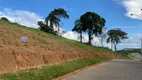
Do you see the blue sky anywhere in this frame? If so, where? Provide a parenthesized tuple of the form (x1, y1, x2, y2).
(0, 0, 141, 33)
(0, 0, 142, 50)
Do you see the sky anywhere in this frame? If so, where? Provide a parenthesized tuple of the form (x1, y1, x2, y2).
(0, 0, 142, 50)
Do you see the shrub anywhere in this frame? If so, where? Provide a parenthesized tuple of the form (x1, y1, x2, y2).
(1, 17, 9, 22)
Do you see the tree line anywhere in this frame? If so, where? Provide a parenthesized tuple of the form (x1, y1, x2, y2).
(37, 8, 128, 51)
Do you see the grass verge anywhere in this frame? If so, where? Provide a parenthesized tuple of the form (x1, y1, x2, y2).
(0, 57, 112, 80)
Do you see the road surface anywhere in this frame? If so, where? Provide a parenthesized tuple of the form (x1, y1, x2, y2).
(63, 59, 142, 80)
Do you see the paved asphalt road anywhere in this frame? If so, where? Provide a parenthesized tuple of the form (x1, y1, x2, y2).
(63, 59, 142, 80)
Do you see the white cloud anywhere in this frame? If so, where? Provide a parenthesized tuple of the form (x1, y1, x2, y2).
(62, 31, 109, 47)
(113, 0, 142, 50)
(120, 0, 142, 20)
(62, 31, 89, 42)
(0, 8, 43, 28)
(62, 31, 79, 41)
(118, 34, 142, 50)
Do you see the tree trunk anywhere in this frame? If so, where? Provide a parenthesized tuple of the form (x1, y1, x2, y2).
(110, 42, 112, 50)
(46, 20, 49, 26)
(58, 25, 60, 35)
(101, 38, 103, 47)
(80, 31, 82, 43)
(88, 30, 92, 45)
(114, 43, 117, 51)
(50, 21, 52, 28)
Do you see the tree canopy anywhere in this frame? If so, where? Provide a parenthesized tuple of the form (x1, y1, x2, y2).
(80, 12, 106, 45)
(72, 19, 85, 43)
(37, 8, 130, 51)
(1, 17, 9, 22)
(37, 21, 55, 34)
(107, 29, 128, 51)
(45, 8, 69, 35)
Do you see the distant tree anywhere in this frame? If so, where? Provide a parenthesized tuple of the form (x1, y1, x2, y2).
(107, 29, 128, 51)
(37, 21, 54, 34)
(98, 18, 106, 47)
(45, 8, 69, 35)
(1, 17, 9, 22)
(60, 30, 67, 35)
(80, 12, 106, 45)
(72, 19, 85, 43)
(98, 32, 107, 47)
(38, 21, 45, 28)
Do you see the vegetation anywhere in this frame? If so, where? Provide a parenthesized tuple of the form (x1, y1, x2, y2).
(0, 57, 112, 80)
(72, 19, 85, 43)
(80, 12, 106, 45)
(117, 48, 142, 59)
(107, 29, 128, 51)
(37, 8, 128, 52)
(117, 48, 142, 55)
(37, 21, 55, 34)
(98, 27, 107, 47)
(37, 8, 69, 35)
(45, 8, 69, 35)
(72, 12, 106, 45)
(0, 17, 9, 22)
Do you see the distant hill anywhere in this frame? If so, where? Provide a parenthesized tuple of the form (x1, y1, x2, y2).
(0, 19, 119, 73)
(117, 48, 142, 55)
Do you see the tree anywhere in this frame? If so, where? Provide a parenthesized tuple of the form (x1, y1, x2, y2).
(98, 32, 107, 47)
(37, 21, 54, 34)
(46, 8, 69, 35)
(72, 19, 85, 43)
(80, 12, 106, 45)
(107, 29, 128, 51)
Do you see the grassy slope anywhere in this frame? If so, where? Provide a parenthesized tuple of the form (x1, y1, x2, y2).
(0, 20, 119, 73)
(0, 57, 112, 80)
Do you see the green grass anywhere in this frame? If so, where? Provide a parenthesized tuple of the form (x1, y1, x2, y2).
(0, 57, 112, 80)
(48, 33, 113, 53)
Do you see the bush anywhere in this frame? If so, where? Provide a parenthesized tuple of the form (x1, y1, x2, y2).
(1, 17, 9, 22)
(38, 21, 56, 34)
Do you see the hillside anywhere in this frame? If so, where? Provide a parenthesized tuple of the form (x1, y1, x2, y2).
(117, 48, 142, 55)
(0, 20, 119, 73)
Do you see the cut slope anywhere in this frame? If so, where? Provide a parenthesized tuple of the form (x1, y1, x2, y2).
(0, 20, 118, 73)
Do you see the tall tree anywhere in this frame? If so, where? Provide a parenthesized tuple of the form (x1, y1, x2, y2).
(45, 8, 69, 35)
(72, 19, 85, 43)
(80, 12, 106, 45)
(107, 29, 128, 51)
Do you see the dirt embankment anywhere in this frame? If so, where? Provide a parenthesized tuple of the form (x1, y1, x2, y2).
(0, 44, 101, 73)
